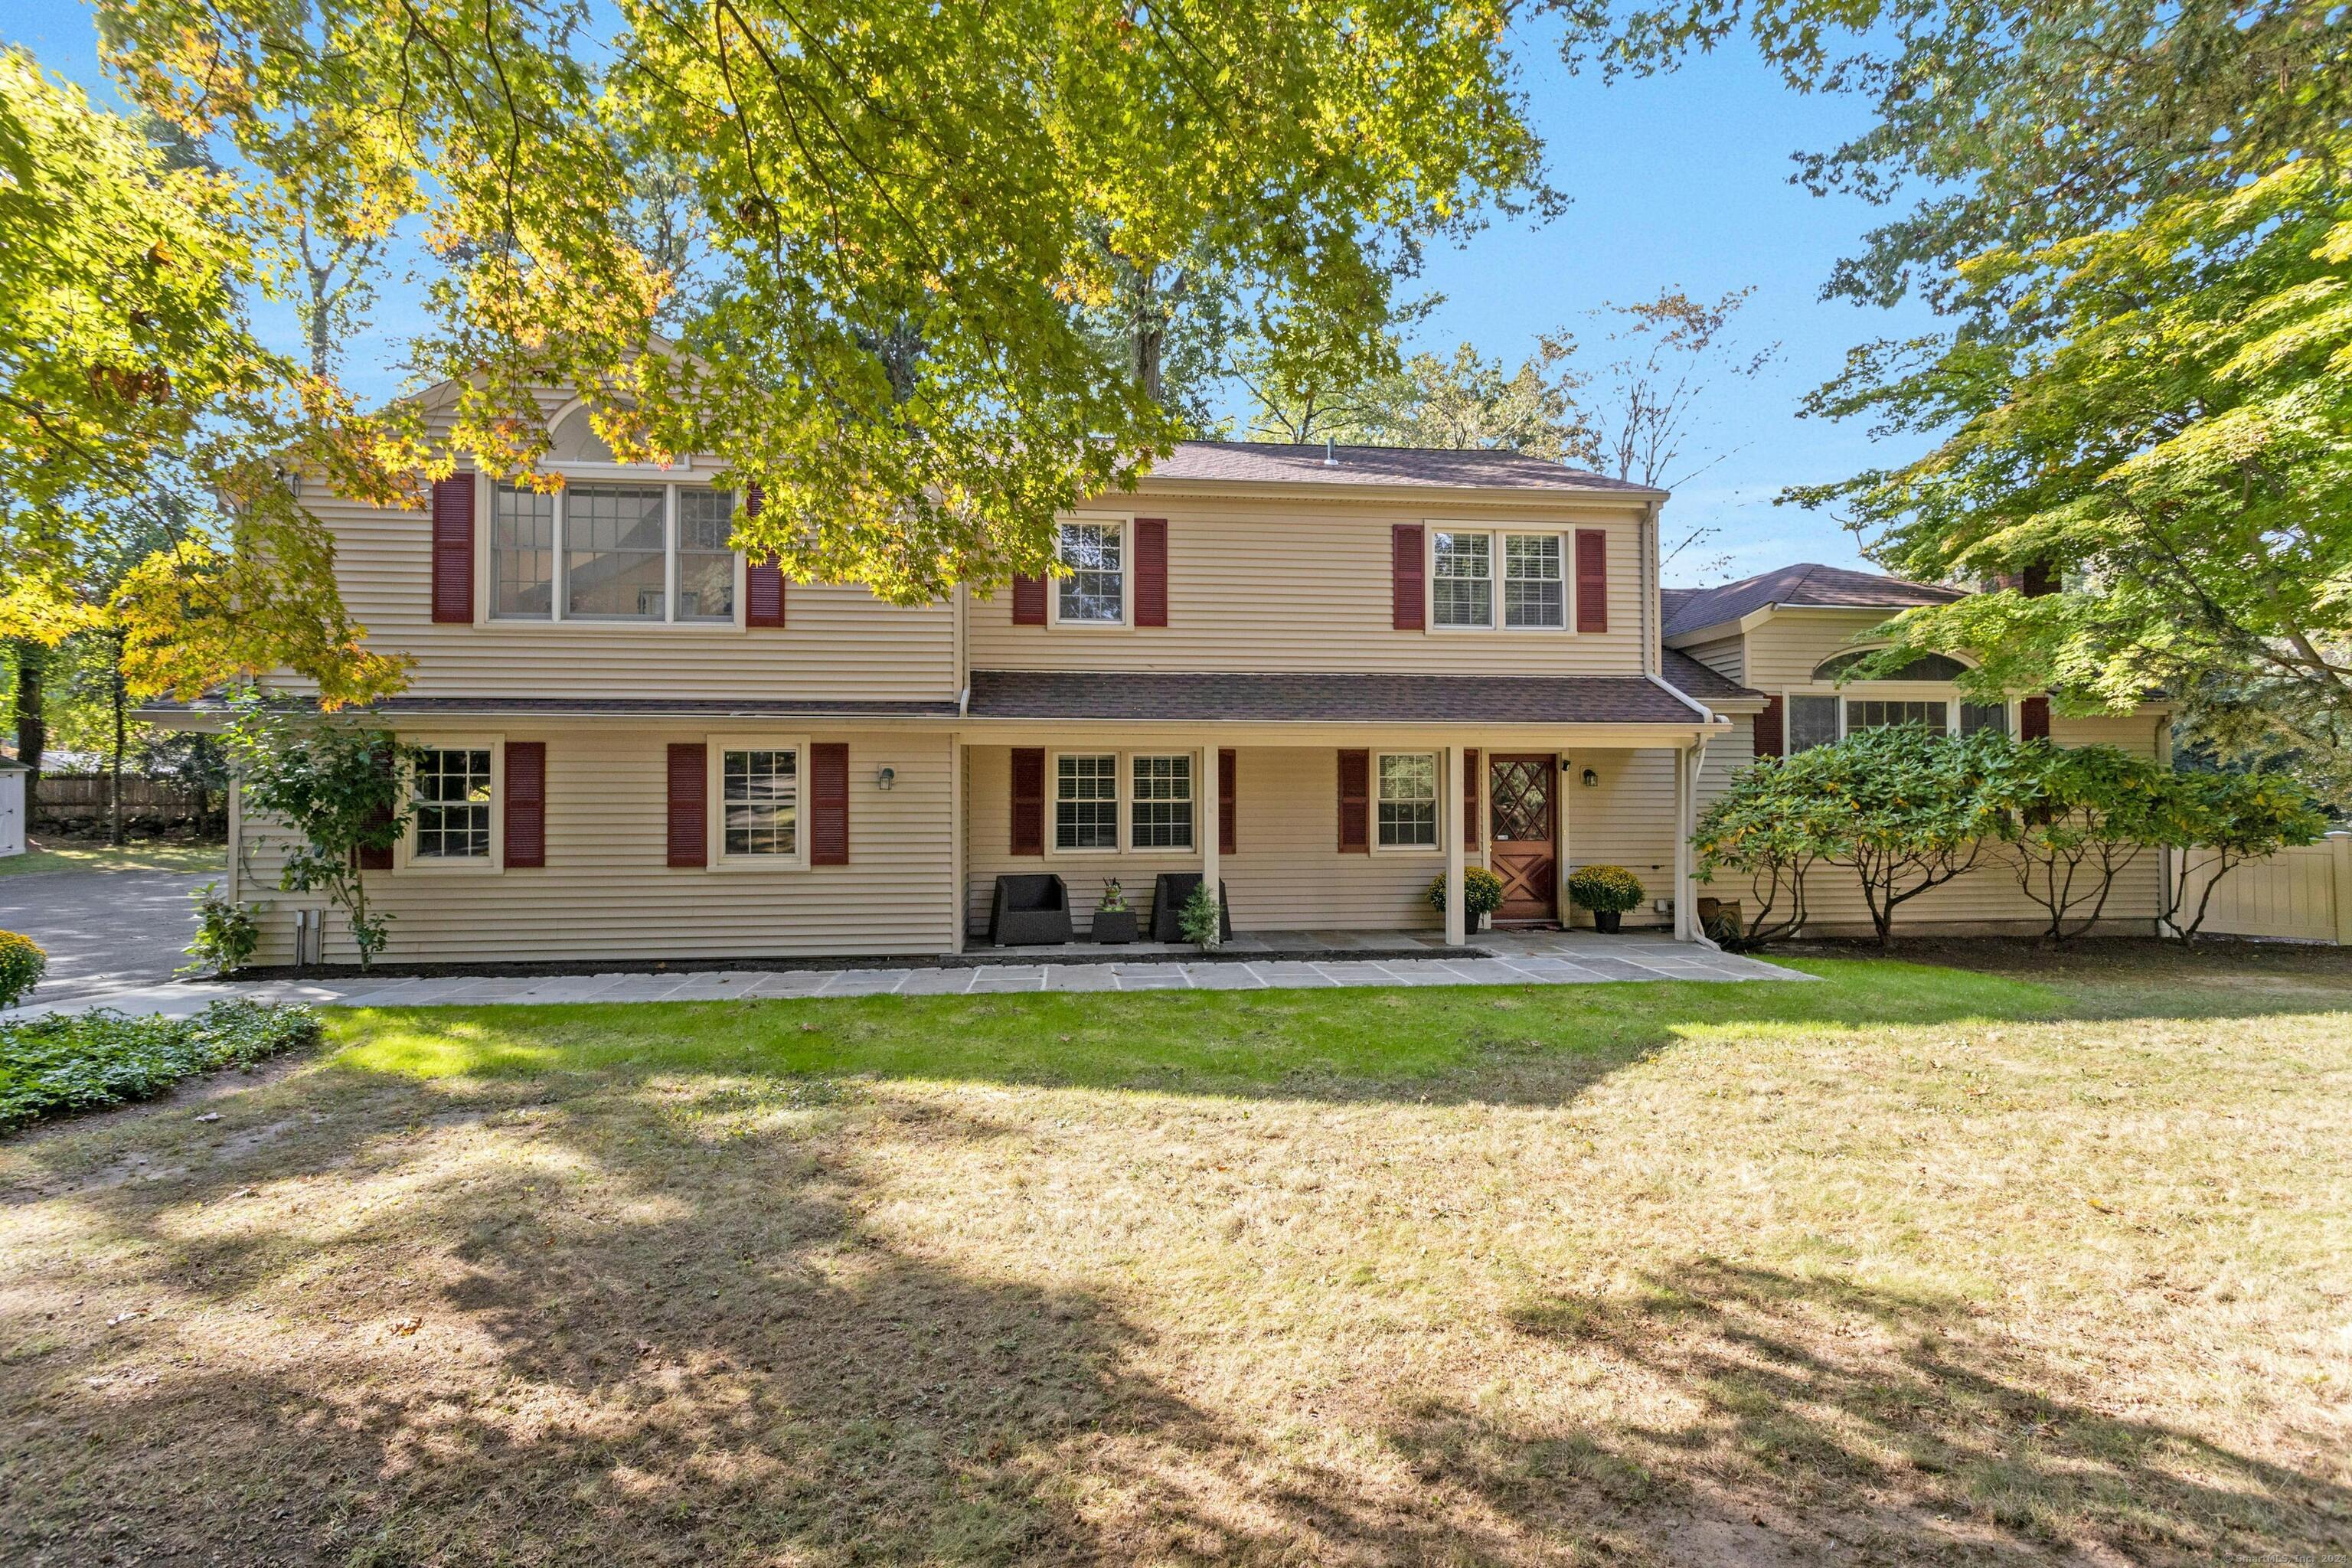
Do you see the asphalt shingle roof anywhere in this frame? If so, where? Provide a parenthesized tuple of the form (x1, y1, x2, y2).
(967, 667, 1744, 726)
(1662, 562, 1964, 638)
(1142, 441, 1663, 496)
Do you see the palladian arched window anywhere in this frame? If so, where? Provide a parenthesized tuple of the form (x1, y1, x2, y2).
(1785, 648, 2010, 751)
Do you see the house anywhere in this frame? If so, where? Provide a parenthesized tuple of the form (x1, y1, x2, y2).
(178, 391, 2167, 965)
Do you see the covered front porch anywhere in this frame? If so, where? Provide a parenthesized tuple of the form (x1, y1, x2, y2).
(956, 670, 1742, 952)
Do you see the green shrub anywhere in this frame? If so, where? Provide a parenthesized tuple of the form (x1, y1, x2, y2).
(180, 882, 263, 977)
(1178, 882, 1222, 949)
(1425, 866, 1506, 919)
(1566, 864, 1646, 914)
(0, 1002, 323, 1131)
(0, 931, 46, 1009)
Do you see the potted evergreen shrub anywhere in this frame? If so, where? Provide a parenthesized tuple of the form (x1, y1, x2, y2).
(1425, 867, 1505, 934)
(1566, 864, 1645, 933)
(1090, 879, 1138, 945)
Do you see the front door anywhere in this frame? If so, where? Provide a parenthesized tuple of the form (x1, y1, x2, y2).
(1487, 755, 1558, 923)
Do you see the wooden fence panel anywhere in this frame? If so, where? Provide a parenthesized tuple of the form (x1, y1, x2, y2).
(2174, 833, 2352, 944)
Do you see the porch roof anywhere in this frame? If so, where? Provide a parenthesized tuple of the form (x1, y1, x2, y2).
(966, 665, 1743, 727)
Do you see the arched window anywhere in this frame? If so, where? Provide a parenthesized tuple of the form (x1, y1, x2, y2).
(1811, 649, 1971, 683)
(546, 407, 619, 463)
(1783, 647, 2010, 751)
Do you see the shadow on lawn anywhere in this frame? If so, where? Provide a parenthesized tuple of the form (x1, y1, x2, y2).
(1400, 1258, 2352, 1565)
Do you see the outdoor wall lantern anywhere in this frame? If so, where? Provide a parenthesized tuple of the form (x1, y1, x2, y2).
(1581, 767, 1599, 789)
(876, 766, 896, 792)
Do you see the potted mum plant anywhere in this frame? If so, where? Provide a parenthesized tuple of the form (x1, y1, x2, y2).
(1425, 867, 1505, 934)
(1566, 864, 1645, 933)
(1091, 879, 1138, 945)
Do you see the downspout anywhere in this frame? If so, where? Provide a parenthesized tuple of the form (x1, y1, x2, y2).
(1681, 730, 1723, 952)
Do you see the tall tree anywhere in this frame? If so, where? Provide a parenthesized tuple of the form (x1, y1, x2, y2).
(1558, 1, 2352, 784)
(99, 0, 1553, 604)
(0, 50, 413, 706)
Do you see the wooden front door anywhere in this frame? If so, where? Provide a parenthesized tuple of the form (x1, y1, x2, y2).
(1487, 755, 1558, 923)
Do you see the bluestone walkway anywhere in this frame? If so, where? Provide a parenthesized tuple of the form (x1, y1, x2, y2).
(17, 929, 1802, 1018)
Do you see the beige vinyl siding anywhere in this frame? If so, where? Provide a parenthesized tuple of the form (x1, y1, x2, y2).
(234, 725, 956, 963)
(302, 485, 957, 703)
(970, 497, 1651, 675)
(964, 745, 1509, 936)
(1558, 748, 1687, 929)
(1678, 634, 1745, 685)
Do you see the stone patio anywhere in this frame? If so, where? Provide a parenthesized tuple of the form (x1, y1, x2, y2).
(16, 929, 1802, 1018)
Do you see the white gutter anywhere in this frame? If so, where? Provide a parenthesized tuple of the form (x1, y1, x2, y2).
(1647, 671, 1730, 726)
(957, 684, 971, 717)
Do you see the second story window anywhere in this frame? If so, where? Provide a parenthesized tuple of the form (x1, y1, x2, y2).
(489, 482, 737, 626)
(1056, 521, 1125, 624)
(1432, 532, 1491, 628)
(1503, 534, 1565, 628)
(566, 485, 668, 619)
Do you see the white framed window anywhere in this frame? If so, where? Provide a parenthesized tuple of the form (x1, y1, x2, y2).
(489, 481, 743, 627)
(1051, 520, 1128, 626)
(399, 738, 502, 872)
(1432, 531, 1492, 629)
(1782, 650, 2012, 752)
(1428, 526, 1573, 631)
(1129, 754, 1194, 851)
(711, 737, 805, 868)
(1374, 751, 1439, 850)
(1054, 753, 1122, 851)
(1503, 534, 1566, 629)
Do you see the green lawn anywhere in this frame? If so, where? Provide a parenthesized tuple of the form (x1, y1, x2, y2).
(4, 949, 2349, 1566)
(0, 838, 224, 878)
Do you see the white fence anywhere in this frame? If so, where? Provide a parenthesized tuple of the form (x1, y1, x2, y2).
(2173, 832, 2352, 945)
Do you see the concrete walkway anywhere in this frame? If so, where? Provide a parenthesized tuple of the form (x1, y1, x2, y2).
(16, 930, 1802, 1018)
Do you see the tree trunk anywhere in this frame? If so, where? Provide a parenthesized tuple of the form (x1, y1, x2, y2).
(8, 640, 43, 825)
(109, 631, 128, 847)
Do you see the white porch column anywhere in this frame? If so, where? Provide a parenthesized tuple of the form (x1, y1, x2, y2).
(948, 737, 967, 953)
(1200, 743, 1220, 931)
(1444, 743, 1466, 946)
(1673, 741, 1695, 942)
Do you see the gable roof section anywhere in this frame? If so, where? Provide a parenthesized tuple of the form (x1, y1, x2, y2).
(1663, 562, 1964, 639)
(1141, 442, 1664, 497)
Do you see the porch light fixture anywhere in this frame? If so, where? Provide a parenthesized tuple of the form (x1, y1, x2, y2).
(1581, 767, 1599, 789)
(876, 766, 896, 792)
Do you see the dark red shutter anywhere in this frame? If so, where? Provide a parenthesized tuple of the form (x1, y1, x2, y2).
(1463, 747, 1480, 848)
(430, 472, 474, 623)
(1009, 747, 1045, 855)
(355, 740, 397, 870)
(1337, 749, 1370, 852)
(1218, 747, 1237, 855)
(810, 742, 849, 865)
(746, 560, 786, 626)
(743, 484, 785, 626)
(2020, 695, 2051, 742)
(505, 741, 546, 867)
(1011, 575, 1047, 626)
(667, 743, 707, 867)
(1754, 695, 1785, 759)
(1134, 518, 1168, 627)
(1392, 525, 1425, 631)
(1574, 528, 1608, 633)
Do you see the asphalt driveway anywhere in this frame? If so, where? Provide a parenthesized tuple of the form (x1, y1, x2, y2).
(0, 867, 214, 1009)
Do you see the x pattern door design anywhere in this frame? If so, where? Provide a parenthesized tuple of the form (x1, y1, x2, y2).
(1487, 756, 1557, 920)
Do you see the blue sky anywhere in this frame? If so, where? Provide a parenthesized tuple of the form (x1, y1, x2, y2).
(8, 3, 1937, 585)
